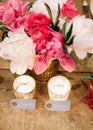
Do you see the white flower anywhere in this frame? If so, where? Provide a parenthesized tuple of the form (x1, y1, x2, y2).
(0, 27, 35, 75)
(30, 0, 67, 24)
(67, 15, 93, 60)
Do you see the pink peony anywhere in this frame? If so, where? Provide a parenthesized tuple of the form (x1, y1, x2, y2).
(24, 13, 51, 34)
(58, 54, 76, 73)
(60, 0, 80, 22)
(24, 13, 76, 74)
(29, 25, 75, 74)
(0, 0, 29, 31)
(28, 25, 64, 52)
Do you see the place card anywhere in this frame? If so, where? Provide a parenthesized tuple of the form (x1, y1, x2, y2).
(10, 99, 36, 109)
(45, 100, 71, 111)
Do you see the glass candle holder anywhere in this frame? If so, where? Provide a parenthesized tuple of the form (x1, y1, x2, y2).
(87, 81, 93, 110)
(13, 75, 36, 99)
(47, 76, 71, 101)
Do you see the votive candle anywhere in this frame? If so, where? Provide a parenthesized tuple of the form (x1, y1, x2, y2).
(13, 75, 36, 99)
(48, 76, 71, 101)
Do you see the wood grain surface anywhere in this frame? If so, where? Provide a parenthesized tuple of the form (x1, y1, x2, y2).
(0, 69, 93, 130)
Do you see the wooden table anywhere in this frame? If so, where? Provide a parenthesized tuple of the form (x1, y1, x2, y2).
(0, 69, 93, 130)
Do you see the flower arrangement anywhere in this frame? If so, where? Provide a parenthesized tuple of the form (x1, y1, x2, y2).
(0, 0, 93, 75)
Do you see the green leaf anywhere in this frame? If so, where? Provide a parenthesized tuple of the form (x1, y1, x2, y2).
(54, 4, 60, 27)
(65, 23, 73, 42)
(63, 46, 68, 53)
(83, 75, 93, 81)
(28, 2, 33, 11)
(65, 35, 75, 46)
(0, 26, 6, 31)
(61, 22, 66, 36)
(53, 19, 60, 31)
(0, 21, 4, 25)
(45, 3, 54, 26)
(2, 31, 8, 40)
(87, 53, 92, 59)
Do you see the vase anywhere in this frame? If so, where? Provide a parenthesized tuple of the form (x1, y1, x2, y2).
(87, 80, 93, 110)
(28, 60, 59, 82)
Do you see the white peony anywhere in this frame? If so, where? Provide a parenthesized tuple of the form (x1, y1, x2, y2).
(30, 0, 67, 24)
(0, 27, 35, 75)
(67, 15, 93, 60)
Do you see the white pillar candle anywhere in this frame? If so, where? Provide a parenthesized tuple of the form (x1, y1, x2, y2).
(48, 76, 71, 101)
(13, 75, 36, 99)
